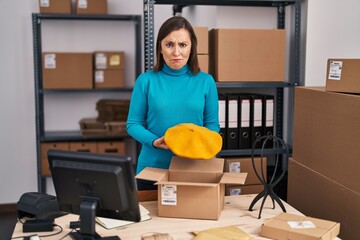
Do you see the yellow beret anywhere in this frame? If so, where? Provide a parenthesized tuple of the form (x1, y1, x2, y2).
(164, 123, 222, 160)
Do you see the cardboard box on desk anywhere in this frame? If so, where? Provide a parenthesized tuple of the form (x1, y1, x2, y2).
(261, 212, 340, 240)
(136, 156, 247, 220)
(326, 58, 360, 94)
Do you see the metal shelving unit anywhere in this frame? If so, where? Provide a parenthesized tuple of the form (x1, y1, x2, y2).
(143, 0, 301, 158)
(32, 13, 142, 193)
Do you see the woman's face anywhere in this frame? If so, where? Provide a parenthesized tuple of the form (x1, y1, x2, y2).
(160, 28, 191, 70)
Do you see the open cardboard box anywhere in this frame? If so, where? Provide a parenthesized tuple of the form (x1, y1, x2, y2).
(261, 212, 340, 240)
(136, 156, 247, 220)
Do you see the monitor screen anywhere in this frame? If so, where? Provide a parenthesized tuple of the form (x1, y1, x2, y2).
(48, 149, 140, 239)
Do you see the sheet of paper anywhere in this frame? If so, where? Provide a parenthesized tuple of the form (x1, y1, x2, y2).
(96, 204, 151, 229)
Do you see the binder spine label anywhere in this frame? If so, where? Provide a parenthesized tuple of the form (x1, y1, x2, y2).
(254, 99, 262, 127)
(241, 100, 250, 127)
(229, 100, 238, 128)
(266, 99, 274, 127)
(219, 100, 226, 128)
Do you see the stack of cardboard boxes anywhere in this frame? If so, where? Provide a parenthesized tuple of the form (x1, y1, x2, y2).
(39, 0, 108, 15)
(193, 27, 209, 73)
(288, 59, 360, 240)
(223, 157, 266, 196)
(41, 141, 125, 176)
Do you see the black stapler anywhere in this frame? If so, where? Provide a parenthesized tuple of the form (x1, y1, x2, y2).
(17, 192, 65, 220)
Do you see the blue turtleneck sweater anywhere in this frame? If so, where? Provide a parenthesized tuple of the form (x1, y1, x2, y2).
(127, 64, 220, 174)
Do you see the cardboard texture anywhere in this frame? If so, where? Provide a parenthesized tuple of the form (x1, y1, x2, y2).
(136, 156, 247, 220)
(288, 159, 359, 240)
(293, 87, 360, 192)
(209, 28, 286, 82)
(94, 69, 125, 89)
(326, 58, 360, 94)
(224, 157, 267, 185)
(39, 0, 72, 14)
(261, 212, 340, 240)
(75, 0, 107, 15)
(198, 55, 209, 73)
(193, 27, 209, 54)
(41, 142, 70, 176)
(42, 52, 93, 89)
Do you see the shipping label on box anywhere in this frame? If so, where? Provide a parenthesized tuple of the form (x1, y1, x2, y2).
(261, 212, 340, 240)
(326, 58, 360, 94)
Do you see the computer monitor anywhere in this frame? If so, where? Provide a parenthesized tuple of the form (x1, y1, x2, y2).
(47, 149, 140, 240)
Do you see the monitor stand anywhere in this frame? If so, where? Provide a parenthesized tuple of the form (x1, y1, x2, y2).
(69, 199, 120, 240)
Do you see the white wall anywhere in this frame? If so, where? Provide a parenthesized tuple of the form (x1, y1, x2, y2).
(0, 0, 358, 204)
(304, 0, 360, 86)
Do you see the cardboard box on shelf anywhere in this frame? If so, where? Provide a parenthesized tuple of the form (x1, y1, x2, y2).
(94, 51, 125, 70)
(39, 0, 72, 14)
(293, 87, 360, 192)
(41, 142, 70, 176)
(94, 69, 125, 89)
(287, 158, 357, 240)
(261, 212, 340, 240)
(75, 0, 107, 15)
(325, 58, 360, 94)
(97, 141, 125, 155)
(42, 52, 93, 89)
(193, 27, 209, 55)
(224, 157, 266, 185)
(69, 142, 97, 153)
(198, 55, 209, 73)
(136, 156, 247, 220)
(209, 28, 286, 82)
(225, 184, 263, 196)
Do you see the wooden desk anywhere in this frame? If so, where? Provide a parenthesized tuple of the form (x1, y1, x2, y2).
(11, 194, 337, 240)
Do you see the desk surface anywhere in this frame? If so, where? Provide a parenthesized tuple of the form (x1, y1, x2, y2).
(11, 194, 334, 240)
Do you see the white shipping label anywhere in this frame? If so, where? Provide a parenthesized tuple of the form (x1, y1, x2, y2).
(266, 99, 274, 127)
(95, 71, 104, 83)
(161, 185, 177, 206)
(229, 100, 238, 128)
(96, 53, 107, 69)
(230, 188, 241, 196)
(219, 100, 226, 128)
(229, 162, 240, 173)
(40, 0, 50, 7)
(44, 54, 56, 69)
(288, 221, 316, 229)
(78, 0, 88, 9)
(241, 100, 250, 127)
(328, 61, 343, 80)
(254, 99, 262, 127)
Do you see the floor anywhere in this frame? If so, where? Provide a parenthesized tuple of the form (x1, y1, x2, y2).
(0, 206, 17, 240)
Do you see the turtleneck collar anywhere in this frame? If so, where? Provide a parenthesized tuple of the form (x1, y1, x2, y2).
(162, 63, 191, 77)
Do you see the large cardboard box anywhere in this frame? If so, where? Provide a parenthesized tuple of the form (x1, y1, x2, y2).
(42, 52, 93, 89)
(293, 87, 360, 192)
(288, 159, 359, 240)
(261, 212, 340, 240)
(75, 0, 107, 15)
(224, 157, 266, 185)
(325, 58, 360, 94)
(193, 27, 209, 54)
(39, 0, 72, 14)
(198, 55, 209, 73)
(209, 28, 286, 82)
(136, 156, 247, 220)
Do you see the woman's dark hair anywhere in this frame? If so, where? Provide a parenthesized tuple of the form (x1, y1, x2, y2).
(153, 16, 199, 74)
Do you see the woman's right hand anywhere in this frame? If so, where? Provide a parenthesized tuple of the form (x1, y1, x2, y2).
(153, 136, 169, 150)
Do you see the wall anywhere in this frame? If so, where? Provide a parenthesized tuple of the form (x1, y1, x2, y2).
(304, 0, 360, 86)
(0, 0, 358, 204)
